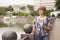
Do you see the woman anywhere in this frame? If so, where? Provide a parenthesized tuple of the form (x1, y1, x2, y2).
(32, 6, 53, 40)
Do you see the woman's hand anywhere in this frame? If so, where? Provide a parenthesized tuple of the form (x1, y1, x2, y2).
(42, 25, 52, 31)
(42, 25, 46, 29)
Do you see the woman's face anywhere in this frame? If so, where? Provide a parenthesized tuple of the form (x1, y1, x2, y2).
(39, 10, 45, 15)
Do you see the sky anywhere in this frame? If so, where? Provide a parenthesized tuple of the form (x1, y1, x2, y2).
(0, 0, 35, 6)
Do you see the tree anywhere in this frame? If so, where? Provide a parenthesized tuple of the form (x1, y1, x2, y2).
(45, 10, 52, 17)
(12, 12, 19, 16)
(30, 11, 39, 16)
(27, 5, 34, 11)
(18, 12, 29, 16)
(7, 5, 13, 11)
(57, 13, 60, 18)
(20, 6, 26, 11)
(0, 7, 6, 15)
(55, 0, 60, 10)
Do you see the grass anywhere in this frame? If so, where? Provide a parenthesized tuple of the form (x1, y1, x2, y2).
(0, 23, 8, 27)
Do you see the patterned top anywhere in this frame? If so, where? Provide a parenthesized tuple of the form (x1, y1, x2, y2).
(33, 16, 52, 36)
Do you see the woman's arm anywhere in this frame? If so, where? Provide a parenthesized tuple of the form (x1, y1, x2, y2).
(42, 25, 52, 31)
(32, 24, 36, 33)
(42, 18, 53, 31)
(32, 17, 37, 33)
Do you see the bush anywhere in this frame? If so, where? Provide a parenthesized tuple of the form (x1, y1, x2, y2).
(28, 18, 34, 24)
(0, 7, 6, 15)
(30, 11, 39, 16)
(20, 6, 26, 11)
(24, 13, 29, 16)
(30, 10, 53, 16)
(0, 23, 8, 27)
(45, 10, 53, 17)
(11, 12, 29, 16)
(57, 13, 60, 18)
(18, 12, 29, 16)
(27, 5, 34, 11)
(12, 12, 19, 16)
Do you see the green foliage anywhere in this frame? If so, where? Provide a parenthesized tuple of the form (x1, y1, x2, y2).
(30, 10, 52, 16)
(18, 12, 29, 16)
(24, 13, 29, 16)
(45, 10, 53, 16)
(6, 12, 29, 16)
(20, 6, 26, 11)
(28, 18, 34, 24)
(0, 6, 13, 16)
(30, 11, 39, 16)
(55, 0, 60, 10)
(57, 13, 60, 18)
(27, 5, 34, 11)
(7, 5, 13, 11)
(0, 23, 8, 27)
(12, 12, 19, 16)
(0, 7, 6, 15)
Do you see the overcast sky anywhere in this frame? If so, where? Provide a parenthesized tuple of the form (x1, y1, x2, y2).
(0, 0, 35, 6)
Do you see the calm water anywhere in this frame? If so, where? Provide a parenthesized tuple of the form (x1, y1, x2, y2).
(0, 27, 25, 40)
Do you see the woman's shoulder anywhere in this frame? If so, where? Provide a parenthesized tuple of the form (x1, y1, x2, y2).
(45, 16, 50, 19)
(46, 17, 53, 22)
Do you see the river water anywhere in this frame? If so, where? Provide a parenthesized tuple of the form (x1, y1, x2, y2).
(0, 27, 25, 40)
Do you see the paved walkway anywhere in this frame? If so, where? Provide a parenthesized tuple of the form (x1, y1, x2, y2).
(50, 18, 60, 40)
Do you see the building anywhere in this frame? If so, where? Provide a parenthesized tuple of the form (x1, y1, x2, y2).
(34, 0, 56, 10)
(12, 5, 20, 13)
(0, 0, 56, 12)
(12, 4, 32, 13)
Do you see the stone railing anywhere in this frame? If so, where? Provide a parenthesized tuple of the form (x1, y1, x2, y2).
(0, 16, 35, 25)
(1, 16, 60, 40)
